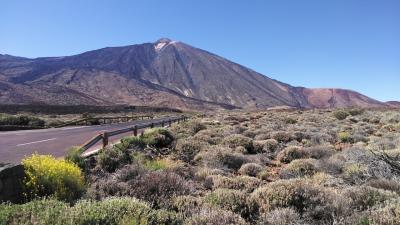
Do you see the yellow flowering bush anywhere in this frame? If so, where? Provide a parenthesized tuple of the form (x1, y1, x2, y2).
(22, 154, 85, 202)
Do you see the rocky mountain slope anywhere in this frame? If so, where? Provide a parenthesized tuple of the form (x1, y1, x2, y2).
(0, 38, 391, 110)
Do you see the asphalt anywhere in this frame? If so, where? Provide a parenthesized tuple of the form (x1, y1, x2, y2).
(0, 117, 176, 164)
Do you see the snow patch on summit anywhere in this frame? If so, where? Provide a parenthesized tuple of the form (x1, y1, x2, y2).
(155, 42, 167, 51)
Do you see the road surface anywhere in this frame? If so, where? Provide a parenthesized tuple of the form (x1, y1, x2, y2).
(0, 116, 177, 164)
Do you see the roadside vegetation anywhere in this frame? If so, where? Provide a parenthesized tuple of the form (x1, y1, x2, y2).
(0, 105, 185, 131)
(1, 108, 400, 225)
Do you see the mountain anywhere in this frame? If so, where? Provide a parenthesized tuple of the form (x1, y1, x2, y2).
(386, 101, 400, 108)
(0, 38, 391, 110)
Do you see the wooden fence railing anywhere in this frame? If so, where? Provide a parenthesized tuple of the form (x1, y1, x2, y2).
(80, 115, 188, 155)
(55, 115, 154, 128)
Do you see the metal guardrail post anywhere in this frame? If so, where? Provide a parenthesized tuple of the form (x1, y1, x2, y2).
(102, 132, 109, 148)
(133, 126, 138, 136)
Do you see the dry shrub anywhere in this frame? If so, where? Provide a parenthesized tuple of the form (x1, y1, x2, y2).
(366, 178, 400, 194)
(343, 186, 398, 211)
(304, 145, 336, 159)
(264, 139, 279, 152)
(174, 139, 206, 163)
(172, 195, 204, 220)
(204, 188, 250, 219)
(271, 131, 293, 143)
(360, 199, 400, 225)
(250, 179, 301, 213)
(198, 146, 248, 170)
(342, 163, 371, 184)
(194, 167, 228, 181)
(129, 171, 194, 208)
(258, 208, 302, 225)
(88, 166, 193, 209)
(238, 163, 263, 177)
(205, 175, 261, 193)
(279, 159, 318, 179)
(341, 148, 394, 181)
(250, 179, 350, 222)
(184, 207, 248, 225)
(253, 139, 279, 153)
(277, 146, 309, 163)
(188, 120, 207, 135)
(223, 134, 254, 153)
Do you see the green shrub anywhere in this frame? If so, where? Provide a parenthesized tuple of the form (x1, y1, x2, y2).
(348, 108, 364, 116)
(97, 146, 132, 173)
(284, 117, 297, 124)
(204, 188, 250, 219)
(333, 110, 350, 120)
(175, 139, 205, 163)
(0, 114, 45, 127)
(72, 197, 180, 225)
(277, 146, 308, 163)
(64, 147, 85, 170)
(137, 156, 175, 171)
(120, 136, 146, 149)
(342, 163, 370, 184)
(22, 154, 85, 202)
(0, 198, 68, 225)
(338, 131, 353, 143)
(142, 128, 175, 148)
(0, 197, 180, 225)
(256, 168, 271, 181)
(188, 120, 207, 135)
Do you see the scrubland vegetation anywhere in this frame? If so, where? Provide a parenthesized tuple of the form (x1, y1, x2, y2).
(2, 109, 400, 225)
(0, 104, 184, 130)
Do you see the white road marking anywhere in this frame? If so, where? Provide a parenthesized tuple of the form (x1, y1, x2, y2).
(16, 138, 57, 146)
(60, 126, 87, 130)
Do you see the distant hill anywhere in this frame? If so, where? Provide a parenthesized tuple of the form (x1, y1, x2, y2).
(0, 38, 392, 110)
(386, 101, 400, 108)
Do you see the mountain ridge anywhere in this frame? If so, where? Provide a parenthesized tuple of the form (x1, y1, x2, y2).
(0, 38, 394, 110)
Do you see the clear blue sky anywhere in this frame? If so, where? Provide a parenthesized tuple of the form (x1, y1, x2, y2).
(1, 0, 399, 101)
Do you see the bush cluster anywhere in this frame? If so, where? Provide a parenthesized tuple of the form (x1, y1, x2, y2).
(8, 109, 400, 225)
(22, 154, 85, 202)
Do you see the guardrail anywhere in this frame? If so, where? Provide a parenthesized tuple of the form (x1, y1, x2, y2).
(80, 115, 188, 154)
(55, 115, 154, 128)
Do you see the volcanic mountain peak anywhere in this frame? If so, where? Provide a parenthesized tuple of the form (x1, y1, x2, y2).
(0, 38, 392, 110)
(154, 38, 179, 51)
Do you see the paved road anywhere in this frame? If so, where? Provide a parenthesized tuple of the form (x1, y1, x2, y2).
(0, 117, 176, 164)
